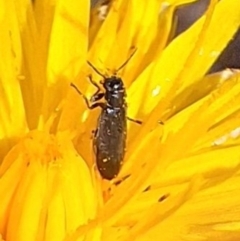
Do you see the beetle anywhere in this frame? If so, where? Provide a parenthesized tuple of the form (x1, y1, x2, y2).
(71, 50, 140, 180)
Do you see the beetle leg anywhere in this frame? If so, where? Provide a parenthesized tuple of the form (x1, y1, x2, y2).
(127, 116, 142, 125)
(89, 102, 106, 109)
(88, 74, 101, 92)
(70, 83, 106, 109)
(91, 92, 105, 102)
(88, 75, 105, 102)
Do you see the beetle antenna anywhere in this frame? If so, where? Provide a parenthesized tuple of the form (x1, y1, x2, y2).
(115, 48, 137, 73)
(87, 61, 106, 78)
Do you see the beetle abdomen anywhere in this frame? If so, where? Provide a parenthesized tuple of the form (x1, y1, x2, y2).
(94, 107, 126, 180)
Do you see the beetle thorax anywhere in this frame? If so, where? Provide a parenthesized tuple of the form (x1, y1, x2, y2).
(104, 77, 126, 108)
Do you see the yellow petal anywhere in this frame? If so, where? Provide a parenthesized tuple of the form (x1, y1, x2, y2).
(47, 0, 89, 82)
(135, 0, 240, 116)
(0, 0, 27, 156)
(0, 131, 96, 240)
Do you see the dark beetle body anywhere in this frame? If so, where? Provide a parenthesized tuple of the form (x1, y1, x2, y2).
(93, 77, 127, 180)
(71, 51, 137, 180)
(70, 75, 128, 180)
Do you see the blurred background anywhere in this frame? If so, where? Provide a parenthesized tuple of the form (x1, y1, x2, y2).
(174, 0, 240, 73)
(92, 0, 240, 73)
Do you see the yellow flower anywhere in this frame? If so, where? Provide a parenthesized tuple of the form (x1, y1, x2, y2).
(0, 0, 240, 240)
